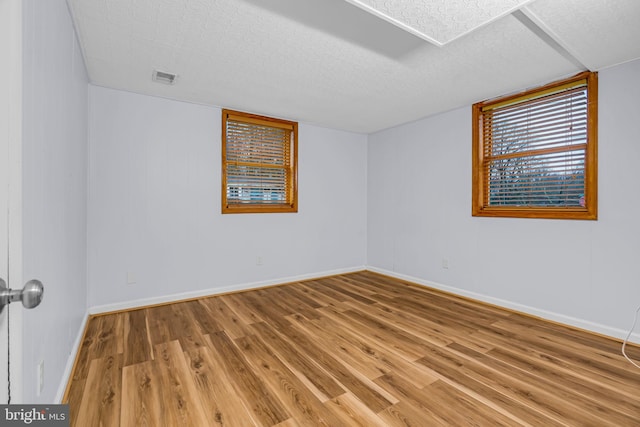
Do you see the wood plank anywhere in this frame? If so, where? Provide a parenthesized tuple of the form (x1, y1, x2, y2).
(378, 401, 449, 427)
(72, 314, 123, 380)
(74, 354, 123, 427)
(330, 274, 407, 300)
(372, 293, 481, 336)
(323, 393, 389, 427)
(251, 321, 346, 401)
(271, 321, 394, 413)
(303, 279, 352, 303)
(182, 299, 223, 335)
(222, 292, 266, 325)
(304, 313, 439, 388)
(235, 290, 296, 330)
(416, 343, 606, 425)
(287, 312, 390, 380)
(145, 305, 174, 346)
(120, 361, 164, 427)
(338, 307, 438, 359)
(66, 378, 86, 426)
(374, 375, 460, 427)
(184, 345, 259, 427)
(472, 325, 640, 397)
(317, 305, 422, 361)
(315, 278, 377, 305)
(273, 419, 300, 427)
(282, 284, 324, 309)
(377, 370, 527, 426)
(170, 303, 208, 352)
(413, 343, 566, 426)
(297, 281, 350, 308)
(493, 319, 640, 378)
(269, 285, 324, 320)
(124, 310, 152, 366)
(423, 380, 521, 426)
(207, 331, 290, 426)
(342, 299, 454, 348)
(235, 333, 345, 427)
(152, 340, 210, 426)
(197, 296, 250, 339)
(449, 341, 640, 426)
(485, 344, 640, 419)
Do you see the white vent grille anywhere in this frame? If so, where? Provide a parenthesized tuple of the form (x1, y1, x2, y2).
(152, 69, 177, 85)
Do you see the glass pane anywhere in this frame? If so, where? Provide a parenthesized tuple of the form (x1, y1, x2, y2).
(226, 166, 287, 204)
(488, 150, 585, 207)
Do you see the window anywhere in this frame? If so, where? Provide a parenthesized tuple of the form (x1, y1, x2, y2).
(222, 109, 298, 213)
(472, 71, 598, 220)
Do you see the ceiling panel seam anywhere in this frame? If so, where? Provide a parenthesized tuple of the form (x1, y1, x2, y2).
(513, 8, 587, 70)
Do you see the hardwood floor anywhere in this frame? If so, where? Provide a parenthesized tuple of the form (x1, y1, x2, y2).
(63, 271, 640, 426)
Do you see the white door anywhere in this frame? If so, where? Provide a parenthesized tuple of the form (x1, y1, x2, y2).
(0, 0, 23, 404)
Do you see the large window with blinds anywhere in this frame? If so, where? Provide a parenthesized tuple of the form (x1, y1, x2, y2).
(472, 71, 598, 220)
(222, 109, 298, 214)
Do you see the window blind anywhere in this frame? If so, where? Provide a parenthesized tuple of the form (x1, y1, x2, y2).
(222, 110, 298, 213)
(482, 83, 587, 207)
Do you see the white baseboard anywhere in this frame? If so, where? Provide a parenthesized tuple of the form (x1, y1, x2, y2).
(58, 264, 638, 401)
(366, 266, 640, 345)
(88, 266, 366, 315)
(55, 311, 90, 403)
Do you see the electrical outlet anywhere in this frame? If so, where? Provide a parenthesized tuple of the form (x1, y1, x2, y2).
(126, 271, 137, 285)
(37, 360, 44, 396)
(256, 256, 263, 266)
(442, 258, 449, 269)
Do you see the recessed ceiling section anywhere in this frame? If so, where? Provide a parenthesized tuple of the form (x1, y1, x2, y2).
(66, 0, 640, 133)
(524, 0, 640, 70)
(342, 0, 535, 46)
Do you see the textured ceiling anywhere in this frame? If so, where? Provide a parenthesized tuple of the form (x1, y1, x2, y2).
(343, 0, 535, 46)
(67, 0, 640, 134)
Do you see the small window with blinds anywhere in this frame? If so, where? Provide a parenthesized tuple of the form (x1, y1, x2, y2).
(222, 109, 298, 213)
(472, 71, 598, 220)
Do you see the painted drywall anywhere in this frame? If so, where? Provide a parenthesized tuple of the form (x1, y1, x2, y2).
(21, 0, 89, 402)
(367, 59, 640, 341)
(87, 86, 367, 307)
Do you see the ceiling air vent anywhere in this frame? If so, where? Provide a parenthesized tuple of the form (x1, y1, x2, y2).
(152, 69, 177, 85)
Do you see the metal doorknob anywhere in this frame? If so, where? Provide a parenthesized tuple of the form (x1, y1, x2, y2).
(0, 278, 44, 314)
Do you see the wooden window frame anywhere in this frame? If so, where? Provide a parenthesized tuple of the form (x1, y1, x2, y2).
(222, 109, 298, 214)
(472, 71, 598, 220)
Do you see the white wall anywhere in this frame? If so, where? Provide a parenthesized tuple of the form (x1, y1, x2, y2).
(368, 59, 640, 341)
(87, 86, 367, 308)
(88, 60, 640, 340)
(21, 0, 89, 402)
